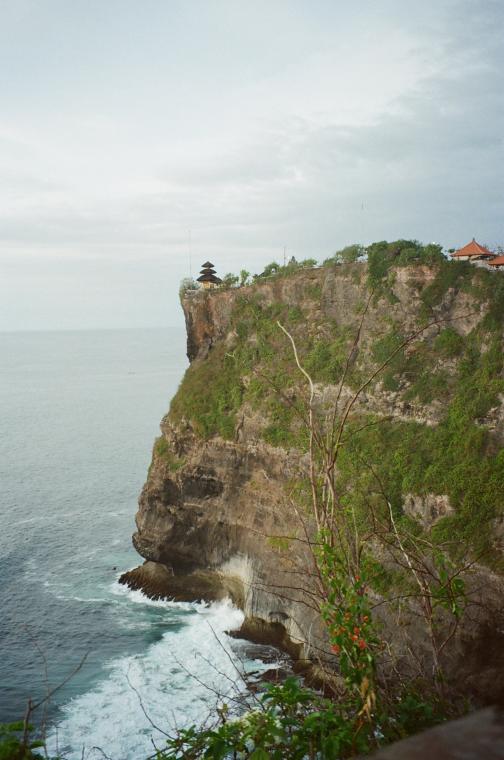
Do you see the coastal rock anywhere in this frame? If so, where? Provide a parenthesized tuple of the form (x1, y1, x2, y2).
(122, 261, 504, 700)
(126, 423, 325, 660)
(119, 561, 244, 604)
(403, 493, 453, 529)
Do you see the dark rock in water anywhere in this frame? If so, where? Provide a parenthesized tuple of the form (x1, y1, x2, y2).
(119, 560, 244, 605)
(231, 642, 291, 665)
(228, 617, 306, 662)
(254, 667, 293, 684)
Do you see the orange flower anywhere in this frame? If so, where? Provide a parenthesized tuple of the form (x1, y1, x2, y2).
(362, 615, 369, 623)
(355, 575, 361, 582)
(358, 639, 367, 650)
(331, 644, 341, 654)
(353, 626, 360, 635)
(344, 612, 351, 621)
(351, 634, 359, 642)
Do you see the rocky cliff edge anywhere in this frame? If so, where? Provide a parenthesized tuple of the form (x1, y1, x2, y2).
(121, 261, 504, 699)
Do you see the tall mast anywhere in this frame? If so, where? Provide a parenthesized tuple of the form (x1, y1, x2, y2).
(188, 229, 192, 277)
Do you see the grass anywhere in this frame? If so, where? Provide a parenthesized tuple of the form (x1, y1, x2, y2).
(304, 282, 323, 300)
(419, 259, 473, 314)
(154, 437, 185, 471)
(170, 296, 311, 442)
(338, 335, 504, 565)
(169, 253, 504, 565)
(304, 327, 358, 387)
(170, 344, 243, 439)
(433, 328, 465, 358)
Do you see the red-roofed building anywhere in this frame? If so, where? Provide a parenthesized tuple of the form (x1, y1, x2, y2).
(488, 255, 504, 268)
(451, 238, 494, 260)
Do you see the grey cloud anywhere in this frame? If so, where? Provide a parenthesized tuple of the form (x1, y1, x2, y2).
(1, 0, 503, 329)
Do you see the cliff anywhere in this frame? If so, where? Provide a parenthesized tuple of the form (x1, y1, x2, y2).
(121, 257, 504, 698)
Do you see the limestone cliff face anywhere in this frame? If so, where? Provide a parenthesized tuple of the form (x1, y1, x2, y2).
(121, 261, 504, 697)
(131, 421, 315, 658)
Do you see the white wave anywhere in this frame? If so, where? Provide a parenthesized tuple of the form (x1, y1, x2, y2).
(55, 596, 109, 604)
(47, 599, 257, 760)
(12, 516, 43, 526)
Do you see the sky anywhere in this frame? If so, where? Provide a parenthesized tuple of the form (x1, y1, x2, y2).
(0, 0, 503, 330)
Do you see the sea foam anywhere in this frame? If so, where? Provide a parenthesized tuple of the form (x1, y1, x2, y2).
(47, 595, 269, 760)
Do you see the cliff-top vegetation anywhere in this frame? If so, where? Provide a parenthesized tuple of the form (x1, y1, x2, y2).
(172, 240, 504, 567)
(8, 240, 503, 759)
(150, 239, 504, 756)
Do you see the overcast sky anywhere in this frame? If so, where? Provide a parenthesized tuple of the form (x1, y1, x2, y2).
(1, 0, 503, 330)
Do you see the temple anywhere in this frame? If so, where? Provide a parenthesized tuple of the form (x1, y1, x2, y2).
(451, 238, 494, 261)
(489, 255, 504, 269)
(197, 261, 222, 290)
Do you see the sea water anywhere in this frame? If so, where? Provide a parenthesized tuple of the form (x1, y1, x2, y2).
(0, 329, 280, 759)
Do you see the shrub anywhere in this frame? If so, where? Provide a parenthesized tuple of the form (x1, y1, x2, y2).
(239, 269, 251, 287)
(157, 676, 450, 759)
(433, 328, 465, 358)
(0, 721, 50, 760)
(179, 277, 198, 299)
(154, 437, 185, 471)
(324, 243, 364, 266)
(367, 240, 445, 290)
(221, 272, 239, 288)
(256, 261, 281, 278)
(419, 259, 472, 314)
(255, 258, 318, 281)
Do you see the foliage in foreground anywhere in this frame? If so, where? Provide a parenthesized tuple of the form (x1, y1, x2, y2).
(0, 679, 453, 760)
(0, 721, 50, 760)
(157, 677, 448, 759)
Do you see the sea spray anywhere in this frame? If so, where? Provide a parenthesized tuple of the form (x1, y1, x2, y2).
(1, 329, 189, 723)
(48, 589, 280, 760)
(1, 328, 286, 756)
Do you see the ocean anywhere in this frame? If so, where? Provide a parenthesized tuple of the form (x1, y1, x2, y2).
(0, 328, 281, 759)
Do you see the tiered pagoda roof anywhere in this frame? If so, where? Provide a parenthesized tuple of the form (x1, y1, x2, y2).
(197, 261, 222, 285)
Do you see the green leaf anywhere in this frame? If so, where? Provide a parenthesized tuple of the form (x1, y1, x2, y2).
(249, 750, 271, 760)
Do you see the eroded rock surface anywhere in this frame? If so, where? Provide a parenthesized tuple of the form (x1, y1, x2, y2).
(403, 493, 453, 529)
(122, 421, 323, 656)
(121, 262, 504, 700)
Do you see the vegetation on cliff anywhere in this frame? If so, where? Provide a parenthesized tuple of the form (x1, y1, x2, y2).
(6, 241, 503, 758)
(158, 676, 451, 758)
(173, 242, 504, 566)
(142, 240, 504, 756)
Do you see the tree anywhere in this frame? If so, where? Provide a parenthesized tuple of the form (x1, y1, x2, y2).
(222, 272, 239, 288)
(274, 302, 479, 698)
(239, 269, 251, 287)
(260, 262, 281, 278)
(335, 244, 364, 264)
(179, 277, 198, 298)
